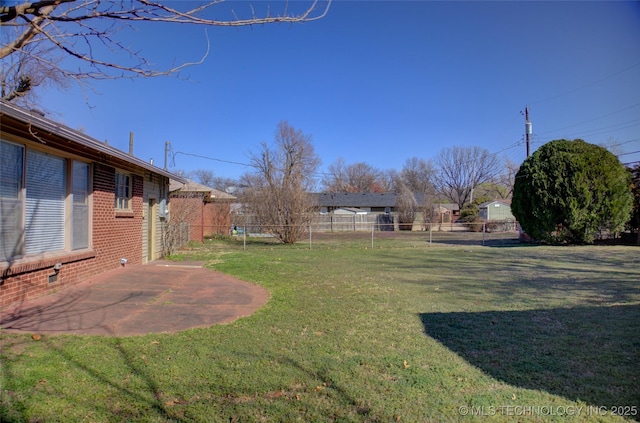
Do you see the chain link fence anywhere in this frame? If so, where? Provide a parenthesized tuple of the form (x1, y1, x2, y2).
(200, 218, 522, 250)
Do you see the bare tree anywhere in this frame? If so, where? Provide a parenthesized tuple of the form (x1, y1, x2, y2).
(322, 159, 387, 193)
(475, 158, 518, 201)
(390, 157, 437, 229)
(402, 157, 437, 226)
(434, 146, 501, 209)
(189, 169, 215, 188)
(400, 157, 436, 194)
(242, 121, 320, 244)
(163, 190, 200, 255)
(1, 26, 68, 103)
(211, 176, 240, 193)
(0, 0, 331, 99)
(394, 179, 417, 230)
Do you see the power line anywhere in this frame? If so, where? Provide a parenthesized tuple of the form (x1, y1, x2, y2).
(174, 151, 251, 168)
(535, 103, 640, 136)
(618, 150, 640, 157)
(530, 61, 640, 105)
(609, 139, 640, 149)
(539, 120, 640, 142)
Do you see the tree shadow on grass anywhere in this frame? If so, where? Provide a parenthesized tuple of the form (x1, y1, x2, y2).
(420, 304, 640, 408)
(0, 289, 144, 334)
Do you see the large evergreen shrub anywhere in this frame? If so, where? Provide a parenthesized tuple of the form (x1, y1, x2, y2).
(512, 139, 632, 244)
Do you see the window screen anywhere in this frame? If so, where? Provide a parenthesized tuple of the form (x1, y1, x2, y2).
(72, 161, 90, 250)
(25, 150, 66, 255)
(0, 141, 24, 260)
(115, 172, 131, 209)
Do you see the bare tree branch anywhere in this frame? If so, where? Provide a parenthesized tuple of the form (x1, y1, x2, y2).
(0, 0, 331, 94)
(1, 24, 68, 103)
(434, 146, 501, 209)
(322, 159, 387, 193)
(243, 121, 320, 244)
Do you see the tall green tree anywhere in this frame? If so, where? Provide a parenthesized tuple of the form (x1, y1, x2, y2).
(627, 164, 640, 245)
(512, 139, 632, 244)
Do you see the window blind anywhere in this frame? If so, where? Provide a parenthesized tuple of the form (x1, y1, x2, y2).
(72, 161, 89, 250)
(0, 141, 24, 260)
(25, 151, 66, 255)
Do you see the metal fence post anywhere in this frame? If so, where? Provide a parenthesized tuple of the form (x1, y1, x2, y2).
(309, 224, 312, 249)
(243, 225, 246, 251)
(371, 223, 374, 249)
(482, 222, 485, 246)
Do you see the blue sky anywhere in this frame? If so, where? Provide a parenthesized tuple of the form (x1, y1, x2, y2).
(38, 1, 640, 182)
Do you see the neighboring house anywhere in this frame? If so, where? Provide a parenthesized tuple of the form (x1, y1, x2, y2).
(169, 180, 236, 243)
(313, 193, 399, 231)
(314, 193, 459, 222)
(315, 192, 399, 215)
(433, 203, 460, 223)
(478, 200, 515, 221)
(314, 192, 463, 231)
(332, 207, 369, 216)
(0, 101, 185, 306)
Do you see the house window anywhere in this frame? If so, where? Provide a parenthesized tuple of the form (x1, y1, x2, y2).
(115, 171, 131, 210)
(72, 161, 90, 250)
(25, 150, 66, 255)
(320, 207, 328, 214)
(385, 207, 391, 214)
(0, 141, 24, 260)
(0, 140, 92, 262)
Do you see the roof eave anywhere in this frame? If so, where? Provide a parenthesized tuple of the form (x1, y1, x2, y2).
(0, 101, 187, 183)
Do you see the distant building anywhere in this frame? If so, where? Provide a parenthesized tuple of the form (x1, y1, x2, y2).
(312, 192, 460, 231)
(478, 200, 515, 221)
(169, 180, 236, 243)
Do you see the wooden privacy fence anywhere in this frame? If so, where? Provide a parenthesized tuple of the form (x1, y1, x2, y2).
(313, 213, 396, 231)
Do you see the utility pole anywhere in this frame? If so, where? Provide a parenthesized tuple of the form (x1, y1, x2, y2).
(164, 141, 169, 170)
(525, 106, 532, 157)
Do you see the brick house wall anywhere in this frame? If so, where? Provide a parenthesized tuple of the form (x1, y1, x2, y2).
(92, 164, 145, 270)
(169, 194, 233, 243)
(0, 164, 147, 306)
(203, 202, 232, 237)
(169, 194, 204, 243)
(0, 103, 183, 307)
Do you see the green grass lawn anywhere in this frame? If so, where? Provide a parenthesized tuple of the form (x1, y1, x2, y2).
(1, 239, 639, 422)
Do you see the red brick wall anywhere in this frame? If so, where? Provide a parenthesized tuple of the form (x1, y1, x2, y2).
(0, 164, 145, 306)
(169, 194, 233, 242)
(203, 202, 232, 237)
(169, 195, 204, 243)
(92, 164, 144, 269)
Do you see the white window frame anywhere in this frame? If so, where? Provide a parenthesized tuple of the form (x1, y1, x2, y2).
(71, 161, 90, 250)
(0, 139, 93, 262)
(115, 171, 132, 210)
